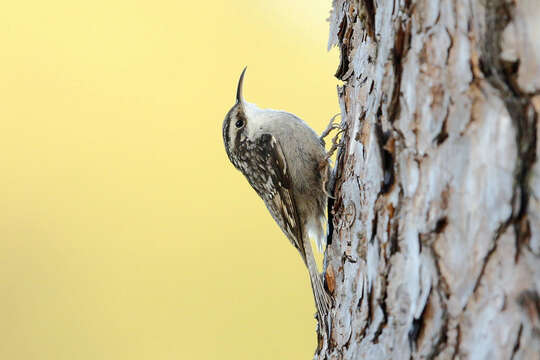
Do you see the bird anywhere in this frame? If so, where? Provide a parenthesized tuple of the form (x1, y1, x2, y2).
(222, 67, 332, 325)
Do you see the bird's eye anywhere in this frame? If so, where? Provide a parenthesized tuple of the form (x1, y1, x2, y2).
(235, 119, 244, 128)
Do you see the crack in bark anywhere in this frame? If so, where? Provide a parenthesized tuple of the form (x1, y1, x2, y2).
(471, 220, 507, 294)
(420, 216, 449, 248)
(433, 110, 449, 145)
(370, 211, 379, 244)
(375, 122, 396, 195)
(334, 15, 349, 80)
(357, 286, 372, 341)
(451, 324, 461, 360)
(517, 290, 540, 338)
(359, 0, 376, 40)
(426, 246, 451, 359)
(388, 18, 411, 124)
(335, 8, 357, 81)
(389, 188, 404, 256)
(426, 309, 449, 360)
(408, 288, 431, 353)
(366, 286, 374, 326)
(372, 268, 389, 344)
(510, 323, 523, 360)
(371, 305, 387, 344)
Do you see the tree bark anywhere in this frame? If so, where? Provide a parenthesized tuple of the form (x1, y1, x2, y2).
(318, 0, 540, 359)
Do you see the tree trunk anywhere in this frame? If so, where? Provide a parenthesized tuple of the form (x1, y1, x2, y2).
(318, 0, 540, 359)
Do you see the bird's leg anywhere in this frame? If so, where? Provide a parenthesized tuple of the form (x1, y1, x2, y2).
(324, 127, 346, 162)
(319, 113, 342, 146)
(319, 113, 347, 165)
(319, 115, 347, 200)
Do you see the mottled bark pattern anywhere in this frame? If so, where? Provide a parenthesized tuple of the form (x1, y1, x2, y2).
(319, 0, 540, 359)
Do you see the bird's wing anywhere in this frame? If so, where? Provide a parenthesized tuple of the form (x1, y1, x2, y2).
(256, 133, 306, 260)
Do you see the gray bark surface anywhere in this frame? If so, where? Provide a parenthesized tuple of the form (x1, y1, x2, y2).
(318, 0, 540, 359)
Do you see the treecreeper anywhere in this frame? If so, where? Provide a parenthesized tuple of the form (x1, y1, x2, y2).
(222, 68, 334, 337)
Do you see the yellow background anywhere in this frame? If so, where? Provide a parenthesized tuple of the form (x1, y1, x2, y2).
(0, 1, 338, 359)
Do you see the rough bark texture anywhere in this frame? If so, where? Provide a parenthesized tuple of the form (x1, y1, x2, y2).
(318, 0, 540, 359)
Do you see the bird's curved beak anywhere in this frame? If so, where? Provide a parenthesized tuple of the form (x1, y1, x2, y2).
(236, 66, 247, 104)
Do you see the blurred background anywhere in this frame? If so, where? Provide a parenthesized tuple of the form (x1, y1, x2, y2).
(0, 1, 338, 359)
